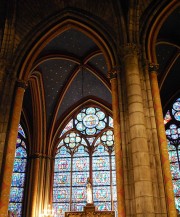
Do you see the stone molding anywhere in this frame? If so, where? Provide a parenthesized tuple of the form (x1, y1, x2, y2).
(16, 79, 28, 89)
(108, 66, 120, 80)
(120, 43, 140, 57)
(148, 63, 159, 73)
(29, 153, 53, 159)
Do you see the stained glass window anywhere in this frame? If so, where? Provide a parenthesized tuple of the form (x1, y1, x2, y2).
(164, 98, 180, 211)
(53, 107, 117, 216)
(8, 124, 27, 217)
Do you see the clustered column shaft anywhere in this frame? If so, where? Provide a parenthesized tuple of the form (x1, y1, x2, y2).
(149, 63, 176, 217)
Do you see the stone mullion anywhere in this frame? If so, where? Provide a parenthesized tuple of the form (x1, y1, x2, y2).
(122, 44, 155, 216)
(149, 63, 176, 217)
(0, 80, 27, 217)
(108, 69, 126, 217)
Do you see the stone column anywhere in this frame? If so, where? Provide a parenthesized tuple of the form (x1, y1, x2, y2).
(122, 43, 155, 216)
(108, 69, 126, 217)
(0, 80, 27, 217)
(149, 63, 176, 217)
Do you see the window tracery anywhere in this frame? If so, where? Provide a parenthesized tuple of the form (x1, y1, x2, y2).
(164, 98, 180, 211)
(53, 106, 117, 216)
(8, 124, 27, 217)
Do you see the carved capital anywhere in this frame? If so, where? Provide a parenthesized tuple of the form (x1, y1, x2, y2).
(16, 79, 28, 89)
(148, 63, 159, 73)
(107, 66, 120, 80)
(121, 43, 140, 57)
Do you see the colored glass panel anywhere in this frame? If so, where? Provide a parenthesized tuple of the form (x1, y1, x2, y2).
(18, 124, 26, 138)
(72, 172, 89, 186)
(165, 98, 180, 211)
(10, 187, 24, 202)
(54, 106, 117, 216)
(13, 159, 26, 172)
(72, 187, 86, 202)
(73, 157, 89, 171)
(54, 158, 71, 171)
(53, 203, 69, 216)
(54, 173, 70, 186)
(60, 119, 73, 136)
(95, 202, 111, 211)
(15, 147, 27, 158)
(11, 173, 25, 187)
(8, 203, 22, 217)
(93, 186, 111, 201)
(53, 187, 70, 202)
(93, 171, 110, 185)
(93, 156, 110, 170)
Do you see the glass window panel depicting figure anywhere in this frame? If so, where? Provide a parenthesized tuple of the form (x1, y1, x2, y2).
(8, 124, 27, 217)
(164, 98, 180, 211)
(53, 106, 117, 216)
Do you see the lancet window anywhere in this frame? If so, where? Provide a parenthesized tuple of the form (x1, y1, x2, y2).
(8, 124, 27, 217)
(164, 97, 180, 211)
(53, 106, 117, 216)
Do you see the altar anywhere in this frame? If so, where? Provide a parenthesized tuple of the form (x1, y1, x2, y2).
(65, 204, 115, 217)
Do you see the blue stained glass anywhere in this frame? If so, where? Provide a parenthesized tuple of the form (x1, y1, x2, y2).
(173, 101, 180, 111)
(72, 187, 86, 202)
(73, 157, 89, 171)
(13, 159, 26, 172)
(15, 147, 27, 158)
(170, 124, 177, 129)
(54, 106, 116, 214)
(53, 203, 69, 216)
(93, 145, 106, 156)
(93, 186, 111, 201)
(72, 203, 86, 211)
(95, 202, 111, 211)
(111, 154, 116, 170)
(11, 173, 25, 187)
(83, 114, 99, 128)
(164, 110, 172, 125)
(72, 172, 89, 186)
(74, 146, 88, 157)
(109, 116, 113, 127)
(96, 111, 105, 120)
(170, 163, 180, 179)
(93, 171, 110, 185)
(54, 174, 70, 186)
(56, 146, 70, 157)
(86, 107, 96, 115)
(167, 141, 176, 151)
(93, 156, 110, 170)
(112, 186, 117, 200)
(55, 158, 71, 171)
(96, 121, 106, 130)
(175, 197, 180, 211)
(174, 112, 180, 121)
(172, 180, 180, 196)
(86, 128, 96, 135)
(10, 187, 23, 202)
(168, 151, 178, 162)
(60, 119, 73, 137)
(8, 203, 22, 217)
(113, 201, 118, 216)
(112, 171, 117, 186)
(18, 124, 26, 138)
(53, 187, 70, 202)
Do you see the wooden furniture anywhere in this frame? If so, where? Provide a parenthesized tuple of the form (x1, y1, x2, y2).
(65, 204, 115, 217)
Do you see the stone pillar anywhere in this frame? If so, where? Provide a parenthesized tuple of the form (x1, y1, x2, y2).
(0, 80, 27, 217)
(122, 43, 155, 216)
(27, 154, 52, 217)
(108, 69, 126, 217)
(149, 63, 176, 217)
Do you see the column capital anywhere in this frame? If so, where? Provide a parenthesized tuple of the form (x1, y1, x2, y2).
(16, 79, 28, 89)
(120, 43, 140, 57)
(107, 66, 120, 80)
(148, 63, 159, 73)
